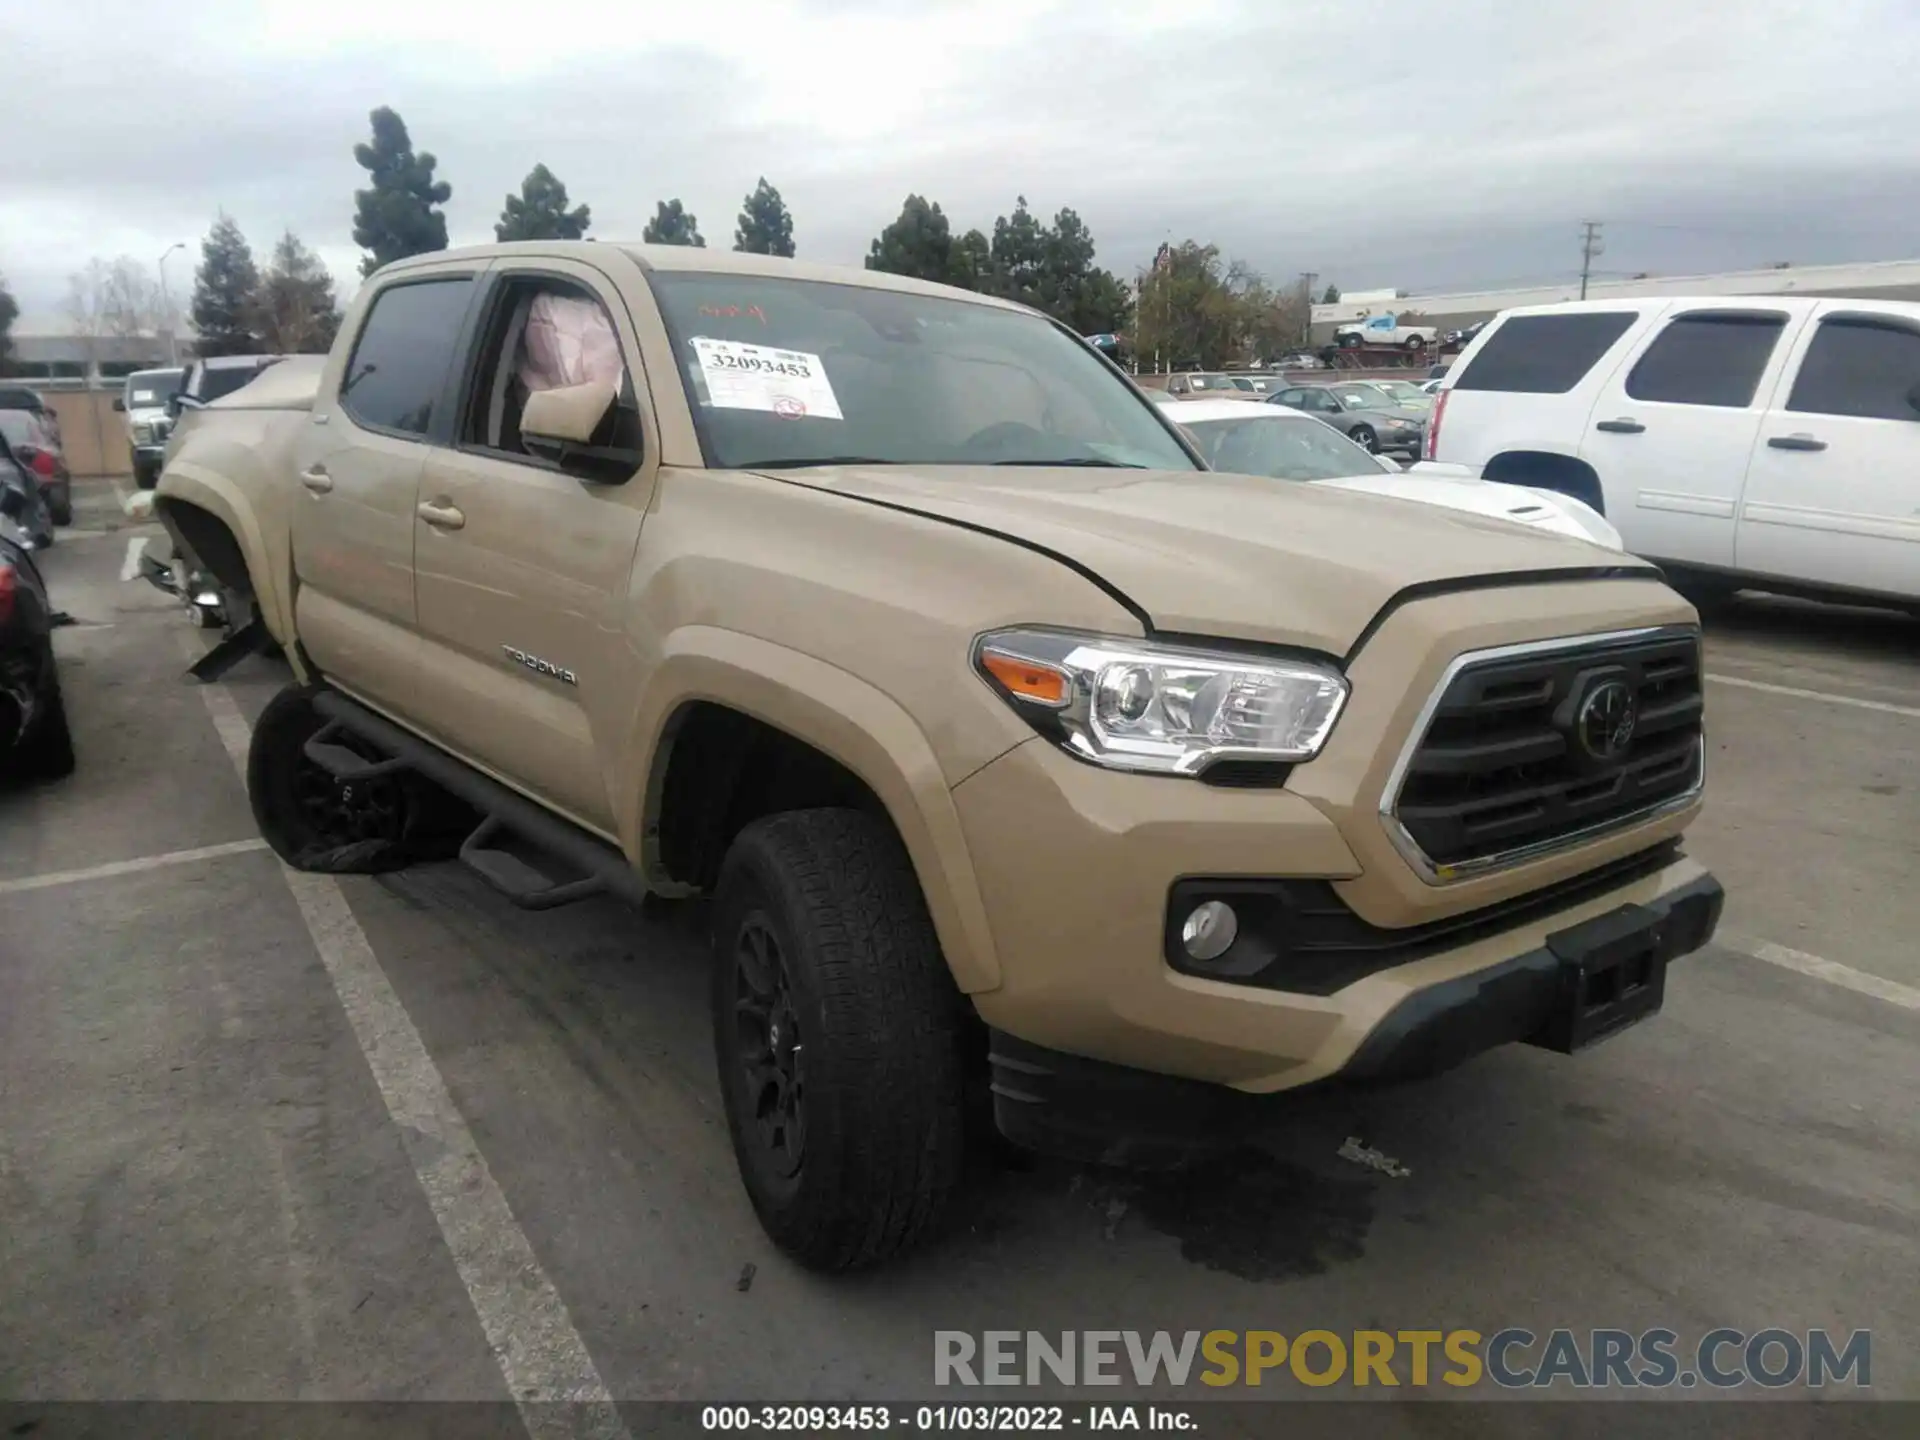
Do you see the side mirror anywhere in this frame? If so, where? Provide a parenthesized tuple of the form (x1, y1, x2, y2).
(112, 396, 126, 412)
(0, 484, 24, 519)
(1907, 382, 1920, 416)
(521, 380, 617, 450)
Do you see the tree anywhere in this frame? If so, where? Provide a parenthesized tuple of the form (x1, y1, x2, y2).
(351, 106, 452, 277)
(971, 198, 1132, 336)
(642, 199, 705, 247)
(495, 163, 591, 242)
(190, 214, 262, 356)
(1131, 241, 1245, 369)
(733, 177, 795, 257)
(948, 228, 992, 291)
(0, 275, 17, 374)
(66, 256, 163, 344)
(865, 195, 953, 283)
(1321, 283, 1341, 304)
(255, 230, 343, 353)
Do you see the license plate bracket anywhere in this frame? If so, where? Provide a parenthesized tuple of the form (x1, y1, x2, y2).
(1532, 902, 1670, 1054)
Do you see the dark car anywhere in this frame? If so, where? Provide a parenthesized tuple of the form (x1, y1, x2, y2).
(0, 486, 75, 783)
(170, 354, 287, 417)
(1265, 381, 1428, 457)
(0, 408, 73, 527)
(0, 429, 54, 549)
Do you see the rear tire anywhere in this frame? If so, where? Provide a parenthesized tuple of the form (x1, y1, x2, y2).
(711, 808, 967, 1271)
(247, 684, 421, 871)
(11, 644, 76, 782)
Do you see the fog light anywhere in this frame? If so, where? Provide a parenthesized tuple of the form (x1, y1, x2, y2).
(1180, 900, 1238, 962)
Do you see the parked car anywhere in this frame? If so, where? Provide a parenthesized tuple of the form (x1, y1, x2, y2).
(0, 484, 74, 782)
(1334, 312, 1439, 351)
(0, 409, 72, 526)
(1267, 380, 1429, 455)
(154, 242, 1721, 1270)
(1161, 371, 1261, 399)
(0, 428, 54, 548)
(115, 366, 186, 489)
(1427, 297, 1920, 611)
(0, 384, 61, 451)
(1267, 351, 1324, 370)
(1168, 399, 1620, 545)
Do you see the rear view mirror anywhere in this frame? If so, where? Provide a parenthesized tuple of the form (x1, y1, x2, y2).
(521, 380, 617, 447)
(112, 396, 126, 412)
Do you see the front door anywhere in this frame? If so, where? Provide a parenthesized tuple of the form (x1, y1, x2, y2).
(409, 258, 658, 836)
(291, 272, 480, 716)
(1737, 307, 1920, 601)
(1579, 307, 1805, 568)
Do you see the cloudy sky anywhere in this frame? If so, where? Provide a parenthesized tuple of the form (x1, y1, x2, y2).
(4, 0, 1918, 324)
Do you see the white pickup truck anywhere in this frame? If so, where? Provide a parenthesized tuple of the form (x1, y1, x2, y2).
(1425, 297, 1920, 613)
(1334, 312, 1439, 351)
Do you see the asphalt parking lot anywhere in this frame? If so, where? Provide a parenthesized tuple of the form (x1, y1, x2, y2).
(4, 477, 1916, 1430)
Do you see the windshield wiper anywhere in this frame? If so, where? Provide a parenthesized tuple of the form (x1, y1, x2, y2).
(988, 458, 1149, 468)
(750, 456, 901, 469)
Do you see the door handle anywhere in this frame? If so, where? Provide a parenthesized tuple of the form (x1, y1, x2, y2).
(299, 466, 333, 494)
(1767, 433, 1827, 452)
(416, 500, 466, 531)
(1594, 418, 1646, 434)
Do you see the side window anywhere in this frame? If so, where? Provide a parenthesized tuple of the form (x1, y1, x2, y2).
(340, 277, 475, 437)
(1452, 311, 1640, 394)
(1785, 318, 1920, 422)
(1624, 312, 1786, 407)
(461, 276, 642, 463)
(1277, 389, 1303, 407)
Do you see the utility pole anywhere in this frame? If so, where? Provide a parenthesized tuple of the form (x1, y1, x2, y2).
(1299, 272, 1318, 347)
(157, 241, 186, 366)
(1578, 221, 1604, 301)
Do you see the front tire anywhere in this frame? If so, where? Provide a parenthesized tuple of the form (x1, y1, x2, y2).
(1404, 335, 1426, 350)
(9, 643, 76, 783)
(712, 808, 967, 1272)
(1350, 424, 1380, 453)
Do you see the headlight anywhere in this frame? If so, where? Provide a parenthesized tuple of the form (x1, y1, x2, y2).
(974, 628, 1348, 775)
(133, 422, 154, 444)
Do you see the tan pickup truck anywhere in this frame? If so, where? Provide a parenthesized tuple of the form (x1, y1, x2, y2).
(155, 242, 1722, 1271)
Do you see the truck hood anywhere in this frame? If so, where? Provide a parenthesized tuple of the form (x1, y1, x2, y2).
(754, 464, 1654, 655)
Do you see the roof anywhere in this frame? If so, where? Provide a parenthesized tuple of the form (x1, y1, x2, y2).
(1487, 294, 1920, 321)
(379, 241, 1033, 313)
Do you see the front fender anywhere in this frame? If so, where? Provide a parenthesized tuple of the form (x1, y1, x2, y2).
(616, 626, 1004, 994)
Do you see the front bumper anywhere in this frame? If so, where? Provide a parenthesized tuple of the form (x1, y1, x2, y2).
(987, 870, 1722, 1167)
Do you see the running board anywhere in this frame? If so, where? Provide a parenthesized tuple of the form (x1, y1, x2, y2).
(310, 689, 650, 911)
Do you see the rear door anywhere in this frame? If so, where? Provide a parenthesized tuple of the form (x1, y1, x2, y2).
(1579, 306, 1807, 567)
(291, 270, 480, 715)
(1736, 306, 1920, 601)
(1436, 306, 1651, 474)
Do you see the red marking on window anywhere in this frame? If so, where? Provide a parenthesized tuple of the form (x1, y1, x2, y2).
(698, 303, 768, 324)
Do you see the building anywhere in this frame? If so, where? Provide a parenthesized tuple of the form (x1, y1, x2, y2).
(5, 312, 187, 388)
(1308, 257, 1920, 341)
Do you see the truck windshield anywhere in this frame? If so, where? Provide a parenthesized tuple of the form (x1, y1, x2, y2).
(126, 370, 184, 408)
(646, 272, 1198, 472)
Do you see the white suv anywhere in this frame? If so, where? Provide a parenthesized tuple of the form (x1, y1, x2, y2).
(1424, 297, 1920, 612)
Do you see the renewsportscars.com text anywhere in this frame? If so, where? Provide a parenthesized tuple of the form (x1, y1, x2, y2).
(933, 1328, 1871, 1391)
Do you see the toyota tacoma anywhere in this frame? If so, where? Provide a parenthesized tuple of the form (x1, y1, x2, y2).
(151, 242, 1723, 1270)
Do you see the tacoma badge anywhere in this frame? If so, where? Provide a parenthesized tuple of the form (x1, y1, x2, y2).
(502, 645, 578, 686)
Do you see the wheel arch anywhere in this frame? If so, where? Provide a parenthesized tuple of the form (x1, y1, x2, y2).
(153, 462, 302, 667)
(1483, 449, 1608, 514)
(619, 627, 1003, 993)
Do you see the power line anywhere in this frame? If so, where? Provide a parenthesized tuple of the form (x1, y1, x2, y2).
(1578, 221, 1604, 301)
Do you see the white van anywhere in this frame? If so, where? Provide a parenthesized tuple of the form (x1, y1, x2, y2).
(1423, 297, 1920, 612)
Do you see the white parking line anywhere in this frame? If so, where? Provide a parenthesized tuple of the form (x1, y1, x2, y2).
(0, 838, 268, 896)
(1705, 672, 1920, 719)
(195, 681, 630, 1440)
(1721, 934, 1920, 1013)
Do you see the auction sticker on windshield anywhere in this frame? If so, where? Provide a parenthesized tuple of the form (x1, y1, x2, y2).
(691, 337, 844, 420)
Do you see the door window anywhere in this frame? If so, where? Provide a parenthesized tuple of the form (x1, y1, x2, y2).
(459, 277, 643, 464)
(1785, 317, 1920, 421)
(1452, 311, 1640, 394)
(1625, 312, 1786, 407)
(340, 277, 476, 437)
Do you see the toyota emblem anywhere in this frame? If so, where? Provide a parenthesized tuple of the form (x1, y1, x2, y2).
(1576, 679, 1638, 761)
